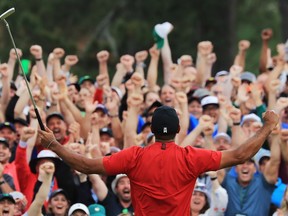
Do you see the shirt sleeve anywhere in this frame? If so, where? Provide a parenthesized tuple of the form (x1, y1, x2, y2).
(185, 147, 222, 177)
(102, 146, 140, 175)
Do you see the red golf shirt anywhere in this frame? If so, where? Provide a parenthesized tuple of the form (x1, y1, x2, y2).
(103, 142, 222, 216)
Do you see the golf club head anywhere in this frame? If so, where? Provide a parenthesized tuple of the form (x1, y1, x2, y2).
(0, 8, 15, 20)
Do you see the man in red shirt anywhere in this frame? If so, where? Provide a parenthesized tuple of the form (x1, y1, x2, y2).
(38, 106, 279, 216)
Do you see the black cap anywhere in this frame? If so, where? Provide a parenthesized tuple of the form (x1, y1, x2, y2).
(13, 118, 28, 126)
(0, 122, 16, 132)
(0, 194, 15, 204)
(68, 83, 81, 92)
(0, 137, 9, 148)
(49, 188, 69, 201)
(151, 106, 179, 135)
(143, 101, 163, 117)
(93, 104, 108, 115)
(46, 112, 65, 124)
(99, 127, 113, 137)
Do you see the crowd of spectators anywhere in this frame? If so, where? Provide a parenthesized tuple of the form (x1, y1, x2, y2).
(0, 21, 287, 216)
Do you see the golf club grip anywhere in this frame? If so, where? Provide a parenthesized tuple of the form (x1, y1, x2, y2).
(35, 108, 45, 131)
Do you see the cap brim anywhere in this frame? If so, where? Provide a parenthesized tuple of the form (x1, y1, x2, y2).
(202, 103, 219, 109)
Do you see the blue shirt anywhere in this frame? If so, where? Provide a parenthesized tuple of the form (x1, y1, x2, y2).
(222, 173, 275, 216)
(188, 114, 218, 137)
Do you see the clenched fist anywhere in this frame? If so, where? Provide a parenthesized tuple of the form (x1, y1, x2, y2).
(30, 45, 42, 59)
(97, 50, 110, 63)
(263, 110, 279, 129)
(261, 28, 273, 41)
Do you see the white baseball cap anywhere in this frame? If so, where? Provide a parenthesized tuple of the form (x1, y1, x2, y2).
(111, 174, 128, 194)
(213, 132, 231, 144)
(201, 96, 219, 107)
(68, 203, 90, 216)
(240, 113, 261, 126)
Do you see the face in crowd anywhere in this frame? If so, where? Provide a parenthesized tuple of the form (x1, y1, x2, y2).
(0, 197, 15, 216)
(47, 117, 67, 143)
(80, 80, 95, 96)
(202, 105, 219, 124)
(160, 85, 176, 107)
(0, 128, 16, 149)
(0, 141, 11, 165)
(188, 99, 202, 119)
(236, 160, 256, 187)
(190, 185, 209, 215)
(68, 85, 80, 104)
(213, 137, 231, 151)
(94, 109, 110, 129)
(13, 122, 26, 144)
(144, 91, 160, 109)
(48, 193, 70, 216)
(100, 133, 115, 148)
(78, 88, 93, 110)
(241, 120, 262, 138)
(116, 176, 131, 203)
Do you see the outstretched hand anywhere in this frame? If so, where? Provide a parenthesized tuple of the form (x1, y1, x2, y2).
(38, 125, 57, 149)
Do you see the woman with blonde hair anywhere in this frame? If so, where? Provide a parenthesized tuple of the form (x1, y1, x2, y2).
(273, 187, 288, 216)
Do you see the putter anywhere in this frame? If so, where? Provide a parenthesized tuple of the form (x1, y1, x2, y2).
(0, 8, 45, 130)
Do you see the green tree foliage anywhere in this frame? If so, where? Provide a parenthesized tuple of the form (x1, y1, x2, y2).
(0, 0, 283, 79)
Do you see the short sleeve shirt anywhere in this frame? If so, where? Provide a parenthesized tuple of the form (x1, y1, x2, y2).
(103, 142, 222, 216)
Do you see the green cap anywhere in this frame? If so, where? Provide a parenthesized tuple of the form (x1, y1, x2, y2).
(88, 204, 106, 216)
(152, 29, 164, 49)
(78, 75, 95, 85)
(21, 59, 31, 75)
(122, 208, 128, 214)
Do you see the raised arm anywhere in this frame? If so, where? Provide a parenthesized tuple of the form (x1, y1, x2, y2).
(30, 45, 47, 79)
(233, 40, 250, 70)
(96, 50, 110, 83)
(61, 55, 79, 79)
(180, 115, 213, 148)
(103, 86, 123, 148)
(147, 45, 160, 91)
(124, 93, 143, 148)
(38, 126, 106, 175)
(134, 50, 148, 78)
(0, 63, 11, 114)
(89, 174, 108, 201)
(228, 107, 245, 147)
(263, 128, 281, 184)
(174, 92, 189, 144)
(195, 41, 214, 86)
(279, 130, 288, 164)
(220, 110, 279, 169)
(259, 29, 273, 73)
(27, 162, 55, 216)
(7, 48, 22, 81)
